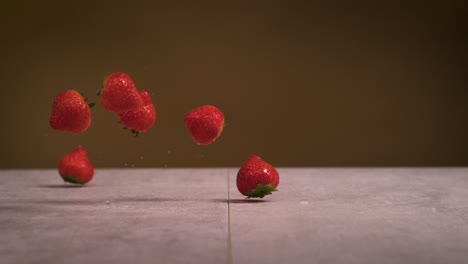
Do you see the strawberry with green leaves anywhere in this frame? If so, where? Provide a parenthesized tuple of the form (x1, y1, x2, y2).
(58, 146, 94, 185)
(100, 72, 144, 113)
(237, 155, 280, 198)
(184, 105, 224, 145)
(118, 90, 156, 137)
(49, 90, 93, 133)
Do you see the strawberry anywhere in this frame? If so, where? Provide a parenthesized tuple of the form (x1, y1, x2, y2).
(118, 90, 156, 136)
(100, 72, 144, 113)
(184, 105, 224, 145)
(49, 90, 92, 133)
(58, 146, 94, 185)
(236, 155, 280, 198)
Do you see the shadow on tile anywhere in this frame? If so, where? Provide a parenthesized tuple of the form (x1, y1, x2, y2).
(114, 197, 186, 203)
(228, 199, 270, 203)
(118, 197, 232, 203)
(114, 198, 271, 204)
(20, 193, 259, 205)
(19, 197, 186, 205)
(36, 184, 88, 189)
(208, 199, 229, 203)
(22, 199, 106, 206)
(0, 205, 51, 213)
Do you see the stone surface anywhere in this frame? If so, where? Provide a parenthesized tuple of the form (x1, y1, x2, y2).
(228, 168, 468, 264)
(1, 168, 468, 264)
(0, 169, 229, 264)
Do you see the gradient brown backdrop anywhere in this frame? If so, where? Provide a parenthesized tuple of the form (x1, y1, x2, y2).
(0, 1, 467, 168)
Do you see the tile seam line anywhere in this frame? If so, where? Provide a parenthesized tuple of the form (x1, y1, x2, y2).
(227, 169, 233, 264)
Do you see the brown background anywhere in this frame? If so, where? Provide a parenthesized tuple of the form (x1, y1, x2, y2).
(0, 1, 467, 168)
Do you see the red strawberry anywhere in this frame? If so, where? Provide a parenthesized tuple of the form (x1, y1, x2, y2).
(49, 90, 92, 133)
(58, 146, 94, 185)
(100, 72, 144, 113)
(118, 90, 156, 136)
(184, 105, 224, 145)
(236, 155, 280, 198)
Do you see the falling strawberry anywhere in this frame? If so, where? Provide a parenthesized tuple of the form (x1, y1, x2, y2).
(118, 90, 156, 136)
(49, 90, 93, 133)
(100, 72, 144, 113)
(184, 105, 224, 145)
(58, 146, 94, 185)
(236, 155, 280, 198)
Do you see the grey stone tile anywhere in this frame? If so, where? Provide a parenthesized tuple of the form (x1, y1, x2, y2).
(0, 169, 229, 264)
(3, 168, 468, 264)
(228, 168, 468, 264)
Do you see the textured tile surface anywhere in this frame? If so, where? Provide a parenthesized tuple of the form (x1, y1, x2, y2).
(1, 168, 468, 264)
(228, 168, 468, 264)
(0, 169, 229, 264)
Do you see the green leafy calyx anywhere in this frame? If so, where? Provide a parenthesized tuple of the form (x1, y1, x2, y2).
(246, 184, 278, 198)
(61, 174, 84, 185)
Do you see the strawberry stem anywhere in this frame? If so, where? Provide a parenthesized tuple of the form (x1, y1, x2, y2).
(130, 129, 140, 138)
(80, 93, 96, 108)
(119, 123, 140, 137)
